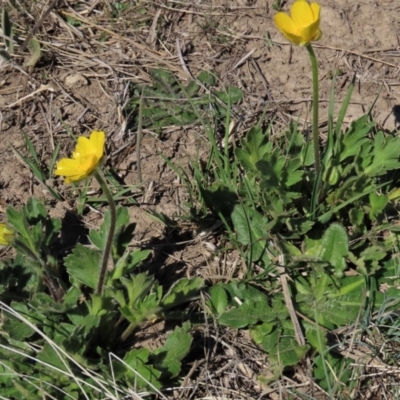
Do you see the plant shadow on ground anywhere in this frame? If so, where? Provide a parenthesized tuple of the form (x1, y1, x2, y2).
(391, 105, 400, 127)
(59, 210, 90, 252)
(139, 229, 201, 291)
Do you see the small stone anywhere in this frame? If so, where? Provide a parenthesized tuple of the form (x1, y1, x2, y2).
(64, 73, 88, 89)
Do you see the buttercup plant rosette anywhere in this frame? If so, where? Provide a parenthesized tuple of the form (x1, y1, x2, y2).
(54, 130, 105, 184)
(274, 0, 322, 46)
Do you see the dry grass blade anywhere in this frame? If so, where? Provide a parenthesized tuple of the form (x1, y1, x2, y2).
(277, 254, 305, 347)
(0, 301, 128, 399)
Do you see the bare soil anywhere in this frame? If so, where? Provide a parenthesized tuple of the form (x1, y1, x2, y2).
(0, 0, 399, 398)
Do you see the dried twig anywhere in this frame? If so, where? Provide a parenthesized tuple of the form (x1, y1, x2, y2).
(3, 81, 58, 108)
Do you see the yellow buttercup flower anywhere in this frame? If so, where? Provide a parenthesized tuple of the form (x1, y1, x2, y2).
(55, 131, 105, 184)
(274, 0, 322, 46)
(0, 223, 14, 246)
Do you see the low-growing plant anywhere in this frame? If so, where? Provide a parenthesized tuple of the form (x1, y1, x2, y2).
(179, 0, 400, 395)
(0, 52, 247, 397)
(0, 131, 203, 398)
(126, 68, 243, 135)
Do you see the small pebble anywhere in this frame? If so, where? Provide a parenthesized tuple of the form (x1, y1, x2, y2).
(64, 73, 88, 89)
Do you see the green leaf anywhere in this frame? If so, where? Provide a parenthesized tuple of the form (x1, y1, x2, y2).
(334, 75, 355, 138)
(110, 248, 151, 281)
(185, 80, 200, 97)
(6, 206, 30, 239)
(197, 70, 216, 86)
(153, 322, 192, 377)
(123, 348, 162, 390)
(250, 321, 275, 344)
(388, 187, 400, 201)
(271, 335, 309, 367)
(285, 158, 304, 186)
(128, 248, 152, 269)
(231, 204, 273, 266)
(314, 353, 352, 391)
(261, 325, 280, 353)
(298, 276, 365, 329)
(318, 223, 348, 277)
(201, 183, 238, 217)
(64, 244, 101, 289)
(26, 197, 47, 220)
(67, 312, 100, 332)
(120, 291, 161, 329)
(260, 329, 309, 383)
(2, 8, 13, 53)
(339, 115, 373, 162)
(3, 313, 35, 341)
(223, 281, 268, 303)
(88, 229, 102, 250)
(349, 207, 365, 234)
(208, 285, 228, 314)
(354, 142, 373, 174)
(235, 127, 271, 173)
(120, 273, 155, 308)
(24, 36, 41, 67)
(44, 217, 62, 246)
(369, 192, 388, 219)
(215, 85, 243, 103)
(305, 326, 327, 353)
(161, 277, 203, 308)
(219, 301, 278, 328)
(36, 343, 69, 372)
(89, 206, 130, 252)
(285, 217, 314, 236)
(364, 132, 400, 176)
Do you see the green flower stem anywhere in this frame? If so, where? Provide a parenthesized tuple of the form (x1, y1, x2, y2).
(121, 323, 136, 342)
(94, 169, 116, 296)
(305, 43, 321, 175)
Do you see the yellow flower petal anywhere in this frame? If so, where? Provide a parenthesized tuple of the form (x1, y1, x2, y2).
(74, 136, 92, 159)
(54, 131, 106, 184)
(299, 25, 314, 43)
(291, 0, 315, 29)
(274, 0, 321, 45)
(89, 131, 106, 160)
(310, 2, 321, 21)
(0, 223, 14, 246)
(54, 158, 81, 176)
(302, 19, 322, 42)
(274, 12, 298, 36)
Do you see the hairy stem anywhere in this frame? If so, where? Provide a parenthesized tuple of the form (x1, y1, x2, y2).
(94, 169, 116, 296)
(306, 43, 321, 175)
